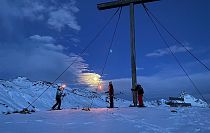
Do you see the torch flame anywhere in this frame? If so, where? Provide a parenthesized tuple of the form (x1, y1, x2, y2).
(98, 84, 103, 91)
(61, 84, 66, 88)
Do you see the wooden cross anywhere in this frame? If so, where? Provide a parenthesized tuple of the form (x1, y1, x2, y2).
(97, 0, 159, 106)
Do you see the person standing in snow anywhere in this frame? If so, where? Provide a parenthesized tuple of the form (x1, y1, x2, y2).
(136, 84, 144, 107)
(52, 86, 65, 110)
(108, 81, 114, 108)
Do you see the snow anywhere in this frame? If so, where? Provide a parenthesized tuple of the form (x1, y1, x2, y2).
(180, 93, 208, 107)
(0, 107, 210, 133)
(1, 77, 210, 133)
(0, 77, 130, 113)
(0, 77, 208, 114)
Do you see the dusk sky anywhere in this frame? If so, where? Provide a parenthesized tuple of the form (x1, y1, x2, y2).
(0, 0, 209, 102)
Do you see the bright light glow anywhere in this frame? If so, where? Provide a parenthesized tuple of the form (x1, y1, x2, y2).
(79, 73, 102, 88)
(61, 84, 66, 88)
(93, 77, 97, 81)
(98, 84, 102, 90)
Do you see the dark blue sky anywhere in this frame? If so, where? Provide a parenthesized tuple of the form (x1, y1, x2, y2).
(0, 0, 209, 101)
(77, 0, 210, 100)
(78, 0, 210, 78)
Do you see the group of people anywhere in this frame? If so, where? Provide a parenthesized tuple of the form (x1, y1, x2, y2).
(107, 82, 144, 108)
(51, 82, 144, 110)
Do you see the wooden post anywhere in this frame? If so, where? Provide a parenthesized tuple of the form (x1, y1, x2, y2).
(130, 3, 137, 106)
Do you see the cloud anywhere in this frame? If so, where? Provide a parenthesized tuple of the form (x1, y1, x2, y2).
(21, 1, 45, 20)
(44, 44, 65, 51)
(70, 38, 80, 43)
(0, 1, 94, 88)
(106, 71, 210, 102)
(146, 45, 192, 57)
(30, 35, 55, 43)
(0, 35, 100, 88)
(48, 8, 80, 31)
(0, 0, 80, 32)
(29, 35, 65, 51)
(0, 0, 45, 20)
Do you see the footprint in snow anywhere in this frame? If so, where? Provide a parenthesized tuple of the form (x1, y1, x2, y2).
(65, 122, 74, 125)
(35, 120, 43, 122)
(83, 122, 95, 125)
(4, 122, 13, 124)
(46, 122, 56, 125)
(134, 125, 142, 128)
(16, 122, 28, 124)
(195, 128, 201, 132)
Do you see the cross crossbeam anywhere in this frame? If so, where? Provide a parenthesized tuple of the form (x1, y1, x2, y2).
(97, 0, 159, 10)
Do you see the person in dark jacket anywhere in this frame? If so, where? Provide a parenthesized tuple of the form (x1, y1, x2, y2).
(52, 86, 65, 110)
(136, 84, 144, 107)
(108, 81, 114, 108)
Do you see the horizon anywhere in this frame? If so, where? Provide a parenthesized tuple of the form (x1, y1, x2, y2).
(1, 76, 209, 104)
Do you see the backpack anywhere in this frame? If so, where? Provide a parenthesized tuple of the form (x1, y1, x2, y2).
(56, 89, 63, 99)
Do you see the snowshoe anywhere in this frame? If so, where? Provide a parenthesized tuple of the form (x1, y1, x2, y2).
(49, 108, 62, 111)
(19, 108, 31, 114)
(171, 110, 177, 113)
(107, 106, 118, 108)
(129, 104, 139, 107)
(82, 108, 90, 111)
(138, 105, 146, 108)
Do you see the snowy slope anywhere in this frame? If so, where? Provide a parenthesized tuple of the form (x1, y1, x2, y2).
(1, 77, 210, 133)
(1, 107, 210, 133)
(0, 77, 208, 114)
(0, 77, 130, 114)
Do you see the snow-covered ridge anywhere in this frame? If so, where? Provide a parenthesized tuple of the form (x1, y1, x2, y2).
(0, 77, 130, 114)
(0, 77, 208, 114)
(145, 92, 208, 108)
(180, 92, 208, 107)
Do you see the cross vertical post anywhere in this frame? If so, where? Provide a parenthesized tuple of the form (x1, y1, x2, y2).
(97, 0, 159, 107)
(130, 3, 137, 106)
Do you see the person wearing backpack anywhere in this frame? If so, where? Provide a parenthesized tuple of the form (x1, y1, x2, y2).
(136, 84, 144, 107)
(106, 81, 114, 108)
(52, 85, 65, 110)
